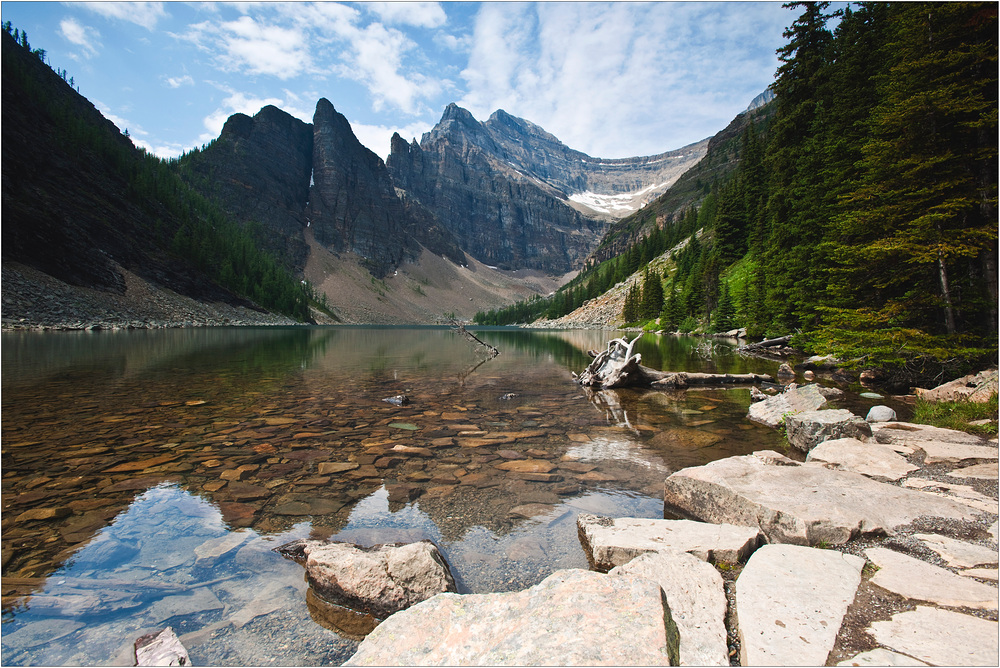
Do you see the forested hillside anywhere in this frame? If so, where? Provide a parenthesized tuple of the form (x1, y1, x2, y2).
(479, 2, 997, 379)
(1, 25, 311, 321)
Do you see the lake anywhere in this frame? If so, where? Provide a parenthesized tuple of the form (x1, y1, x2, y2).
(2, 326, 802, 665)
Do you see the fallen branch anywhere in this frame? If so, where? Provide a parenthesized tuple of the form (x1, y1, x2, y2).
(450, 320, 499, 358)
(738, 335, 793, 351)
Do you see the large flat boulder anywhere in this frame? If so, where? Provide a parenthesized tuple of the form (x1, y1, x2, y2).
(865, 547, 998, 611)
(611, 551, 728, 666)
(345, 569, 677, 666)
(806, 438, 918, 480)
(577, 514, 763, 570)
(277, 539, 457, 620)
(747, 383, 827, 428)
(913, 533, 999, 569)
(869, 606, 999, 666)
(785, 409, 872, 452)
(662, 451, 980, 546)
(735, 544, 864, 666)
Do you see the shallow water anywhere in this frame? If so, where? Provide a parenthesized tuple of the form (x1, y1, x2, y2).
(2, 327, 793, 665)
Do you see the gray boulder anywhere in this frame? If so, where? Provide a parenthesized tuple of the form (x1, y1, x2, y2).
(785, 409, 872, 453)
(345, 569, 678, 666)
(662, 451, 980, 546)
(866, 405, 897, 422)
(577, 514, 763, 570)
(277, 539, 457, 620)
(747, 383, 828, 428)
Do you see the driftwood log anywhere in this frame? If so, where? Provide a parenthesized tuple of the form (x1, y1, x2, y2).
(737, 335, 792, 351)
(575, 336, 774, 389)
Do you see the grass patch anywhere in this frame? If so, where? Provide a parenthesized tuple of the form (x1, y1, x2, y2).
(912, 393, 998, 437)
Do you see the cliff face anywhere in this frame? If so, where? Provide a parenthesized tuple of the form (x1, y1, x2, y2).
(307, 98, 413, 275)
(388, 104, 607, 273)
(178, 105, 313, 268)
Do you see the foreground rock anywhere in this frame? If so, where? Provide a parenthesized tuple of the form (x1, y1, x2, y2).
(277, 539, 457, 620)
(746, 383, 828, 428)
(577, 514, 763, 570)
(784, 409, 872, 452)
(345, 569, 677, 665)
(662, 451, 979, 546)
(869, 607, 999, 666)
(611, 551, 728, 666)
(735, 544, 864, 666)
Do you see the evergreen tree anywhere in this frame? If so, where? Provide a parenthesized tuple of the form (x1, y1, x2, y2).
(640, 266, 664, 321)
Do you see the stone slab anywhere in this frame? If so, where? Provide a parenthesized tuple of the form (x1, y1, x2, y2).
(947, 462, 999, 479)
(747, 383, 827, 428)
(913, 533, 998, 569)
(837, 648, 929, 666)
(735, 544, 864, 667)
(914, 369, 998, 403)
(865, 547, 998, 611)
(663, 452, 979, 546)
(345, 569, 677, 666)
(916, 440, 999, 465)
(611, 551, 728, 666)
(577, 514, 763, 570)
(785, 409, 872, 453)
(902, 478, 998, 513)
(960, 567, 999, 581)
(871, 422, 989, 446)
(806, 438, 918, 480)
(869, 606, 999, 666)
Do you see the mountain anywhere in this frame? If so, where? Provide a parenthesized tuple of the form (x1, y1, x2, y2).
(387, 104, 708, 273)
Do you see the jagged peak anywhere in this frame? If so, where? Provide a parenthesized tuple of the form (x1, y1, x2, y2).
(440, 102, 479, 126)
(220, 112, 254, 139)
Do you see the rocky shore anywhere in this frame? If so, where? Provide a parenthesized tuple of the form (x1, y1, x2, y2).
(311, 383, 997, 666)
(1, 263, 300, 331)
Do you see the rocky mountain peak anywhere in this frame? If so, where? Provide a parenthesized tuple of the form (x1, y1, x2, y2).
(307, 98, 409, 275)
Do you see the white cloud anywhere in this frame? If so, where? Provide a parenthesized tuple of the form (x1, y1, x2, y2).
(210, 15, 312, 79)
(364, 2, 447, 29)
(459, 2, 791, 157)
(59, 17, 100, 58)
(77, 2, 167, 30)
(352, 120, 434, 160)
(165, 74, 194, 88)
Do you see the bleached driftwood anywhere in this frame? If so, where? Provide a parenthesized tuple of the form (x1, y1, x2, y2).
(575, 336, 774, 389)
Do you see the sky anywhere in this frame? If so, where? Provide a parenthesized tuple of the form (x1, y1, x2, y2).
(1, 2, 802, 161)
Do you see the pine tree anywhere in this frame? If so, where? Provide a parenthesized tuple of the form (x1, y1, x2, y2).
(640, 267, 664, 321)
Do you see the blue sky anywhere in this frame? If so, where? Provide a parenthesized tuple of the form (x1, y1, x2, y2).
(2, 2, 800, 160)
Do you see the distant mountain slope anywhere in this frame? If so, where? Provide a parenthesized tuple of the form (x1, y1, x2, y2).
(591, 99, 775, 262)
